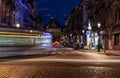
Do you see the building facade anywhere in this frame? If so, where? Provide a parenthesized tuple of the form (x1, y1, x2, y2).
(66, 0, 120, 50)
(64, 5, 84, 44)
(0, 0, 41, 29)
(45, 17, 61, 42)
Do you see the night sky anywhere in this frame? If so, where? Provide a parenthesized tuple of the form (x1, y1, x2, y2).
(35, 0, 81, 25)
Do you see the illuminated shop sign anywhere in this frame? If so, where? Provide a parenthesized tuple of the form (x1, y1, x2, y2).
(86, 31, 91, 35)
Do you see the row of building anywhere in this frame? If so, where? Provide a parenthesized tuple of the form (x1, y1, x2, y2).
(0, 0, 43, 29)
(65, 0, 120, 50)
(0, 0, 54, 47)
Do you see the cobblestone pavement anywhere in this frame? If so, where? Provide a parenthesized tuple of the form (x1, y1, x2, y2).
(0, 61, 120, 78)
(0, 47, 120, 78)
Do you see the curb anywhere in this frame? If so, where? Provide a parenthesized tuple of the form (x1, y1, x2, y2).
(78, 49, 120, 56)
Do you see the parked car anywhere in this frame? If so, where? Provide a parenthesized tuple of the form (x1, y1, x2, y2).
(73, 43, 84, 49)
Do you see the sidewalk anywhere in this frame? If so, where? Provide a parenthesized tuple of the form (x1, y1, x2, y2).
(105, 50, 120, 56)
(79, 49, 120, 56)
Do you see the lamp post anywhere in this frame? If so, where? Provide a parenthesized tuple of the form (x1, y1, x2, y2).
(97, 23, 101, 52)
(82, 30, 85, 43)
(82, 29, 85, 49)
(104, 27, 106, 53)
(68, 17, 72, 43)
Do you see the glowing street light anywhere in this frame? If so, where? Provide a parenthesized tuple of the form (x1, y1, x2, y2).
(82, 30, 85, 33)
(88, 22, 92, 30)
(16, 23, 20, 28)
(97, 23, 101, 28)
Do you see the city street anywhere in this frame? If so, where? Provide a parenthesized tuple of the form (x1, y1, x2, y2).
(0, 0, 120, 78)
(0, 47, 120, 78)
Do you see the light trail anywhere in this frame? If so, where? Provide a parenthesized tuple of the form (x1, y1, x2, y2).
(38, 8, 49, 11)
(35, 0, 49, 5)
(19, 59, 120, 63)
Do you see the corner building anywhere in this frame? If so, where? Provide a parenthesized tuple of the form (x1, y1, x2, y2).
(0, 0, 38, 28)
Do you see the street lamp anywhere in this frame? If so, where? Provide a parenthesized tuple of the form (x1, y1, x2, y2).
(97, 23, 101, 52)
(98, 23, 101, 28)
(82, 30, 85, 33)
(16, 23, 20, 28)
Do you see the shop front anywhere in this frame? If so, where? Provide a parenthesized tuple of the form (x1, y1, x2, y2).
(86, 31, 104, 50)
(112, 25, 120, 50)
(112, 32, 120, 50)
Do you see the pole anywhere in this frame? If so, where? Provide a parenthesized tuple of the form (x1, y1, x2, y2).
(97, 23, 101, 52)
(98, 31, 100, 52)
(104, 28, 106, 53)
(69, 18, 72, 43)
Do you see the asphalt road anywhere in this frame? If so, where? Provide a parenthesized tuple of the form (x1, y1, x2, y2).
(0, 47, 120, 78)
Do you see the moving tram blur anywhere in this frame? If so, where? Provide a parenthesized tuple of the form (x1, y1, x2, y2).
(0, 27, 52, 47)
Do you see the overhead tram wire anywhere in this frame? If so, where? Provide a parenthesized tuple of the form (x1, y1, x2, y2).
(35, 0, 49, 12)
(35, 0, 49, 5)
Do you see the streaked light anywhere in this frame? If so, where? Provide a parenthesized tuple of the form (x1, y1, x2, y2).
(30, 30, 33, 33)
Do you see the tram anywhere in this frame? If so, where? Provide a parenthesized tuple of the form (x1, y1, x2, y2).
(0, 27, 52, 47)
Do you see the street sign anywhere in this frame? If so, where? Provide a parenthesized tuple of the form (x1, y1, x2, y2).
(86, 31, 91, 35)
